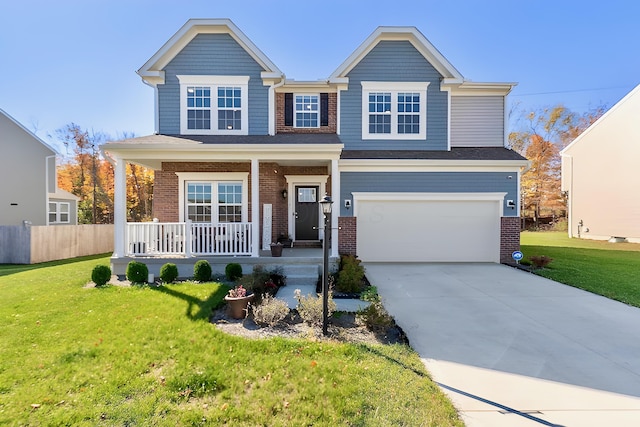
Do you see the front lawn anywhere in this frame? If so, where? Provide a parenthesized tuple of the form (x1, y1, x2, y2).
(0, 255, 462, 426)
(521, 231, 640, 307)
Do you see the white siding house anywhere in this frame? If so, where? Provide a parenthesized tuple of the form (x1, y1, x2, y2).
(561, 84, 640, 242)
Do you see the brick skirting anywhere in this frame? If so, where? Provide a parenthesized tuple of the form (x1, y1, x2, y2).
(500, 216, 521, 264)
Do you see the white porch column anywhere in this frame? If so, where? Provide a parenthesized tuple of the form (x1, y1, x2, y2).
(113, 156, 127, 257)
(251, 158, 260, 257)
(331, 158, 339, 258)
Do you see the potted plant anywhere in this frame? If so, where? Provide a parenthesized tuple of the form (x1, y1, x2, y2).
(224, 285, 254, 319)
(270, 242, 283, 257)
(277, 233, 293, 248)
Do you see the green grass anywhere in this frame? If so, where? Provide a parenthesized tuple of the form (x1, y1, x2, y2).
(521, 231, 640, 307)
(0, 256, 462, 426)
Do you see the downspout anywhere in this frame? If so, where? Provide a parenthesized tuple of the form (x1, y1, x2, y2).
(268, 75, 286, 136)
(141, 79, 160, 134)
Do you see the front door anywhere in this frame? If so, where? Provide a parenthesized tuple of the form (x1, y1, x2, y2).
(294, 186, 319, 240)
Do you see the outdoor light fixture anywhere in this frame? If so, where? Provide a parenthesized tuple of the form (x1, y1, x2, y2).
(319, 195, 333, 335)
(320, 195, 333, 214)
(281, 189, 288, 199)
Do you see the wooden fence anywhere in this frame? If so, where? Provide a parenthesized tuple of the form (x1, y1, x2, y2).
(0, 224, 113, 264)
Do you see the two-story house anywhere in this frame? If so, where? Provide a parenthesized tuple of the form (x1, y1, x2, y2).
(0, 108, 79, 226)
(102, 19, 528, 276)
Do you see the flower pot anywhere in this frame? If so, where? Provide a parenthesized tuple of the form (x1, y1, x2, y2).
(224, 294, 254, 319)
(270, 244, 283, 257)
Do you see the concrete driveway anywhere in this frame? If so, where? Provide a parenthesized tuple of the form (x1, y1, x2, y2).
(364, 263, 640, 427)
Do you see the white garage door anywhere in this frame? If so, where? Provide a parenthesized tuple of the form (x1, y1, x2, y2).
(355, 193, 503, 262)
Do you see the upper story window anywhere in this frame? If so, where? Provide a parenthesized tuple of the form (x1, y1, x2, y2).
(361, 82, 429, 140)
(295, 95, 319, 128)
(178, 75, 249, 135)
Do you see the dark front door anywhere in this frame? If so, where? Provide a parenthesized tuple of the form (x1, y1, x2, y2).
(294, 186, 319, 240)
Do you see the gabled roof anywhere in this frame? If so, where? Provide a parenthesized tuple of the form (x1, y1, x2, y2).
(137, 19, 283, 86)
(561, 83, 640, 155)
(329, 26, 464, 83)
(0, 108, 58, 155)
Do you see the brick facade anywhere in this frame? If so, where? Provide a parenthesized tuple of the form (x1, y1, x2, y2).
(153, 161, 331, 243)
(500, 216, 521, 264)
(275, 92, 337, 134)
(338, 216, 357, 256)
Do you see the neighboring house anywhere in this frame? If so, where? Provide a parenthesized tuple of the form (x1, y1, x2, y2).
(0, 109, 79, 226)
(102, 19, 528, 274)
(561, 83, 640, 243)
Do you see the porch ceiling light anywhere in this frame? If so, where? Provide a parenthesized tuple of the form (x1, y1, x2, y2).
(319, 195, 333, 214)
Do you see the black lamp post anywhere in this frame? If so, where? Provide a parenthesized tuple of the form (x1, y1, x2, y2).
(319, 195, 333, 336)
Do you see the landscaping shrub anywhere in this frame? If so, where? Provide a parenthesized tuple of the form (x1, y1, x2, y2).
(160, 263, 179, 284)
(126, 261, 148, 283)
(269, 265, 287, 288)
(336, 255, 365, 294)
(356, 289, 394, 332)
(225, 263, 243, 281)
(91, 264, 111, 287)
(238, 265, 285, 304)
(529, 255, 553, 269)
(193, 260, 212, 282)
(294, 289, 336, 326)
(252, 294, 290, 327)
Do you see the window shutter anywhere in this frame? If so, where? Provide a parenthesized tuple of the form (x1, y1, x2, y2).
(320, 93, 329, 126)
(284, 93, 293, 126)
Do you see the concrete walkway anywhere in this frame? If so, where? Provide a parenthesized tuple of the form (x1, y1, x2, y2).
(364, 263, 640, 427)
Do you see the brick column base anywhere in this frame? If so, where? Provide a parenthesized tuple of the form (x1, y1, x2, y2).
(338, 217, 356, 256)
(500, 216, 521, 264)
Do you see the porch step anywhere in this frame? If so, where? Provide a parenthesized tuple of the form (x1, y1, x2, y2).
(293, 241, 322, 248)
(281, 264, 319, 289)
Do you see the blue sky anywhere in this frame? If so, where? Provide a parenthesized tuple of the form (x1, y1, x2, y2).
(1, 0, 638, 153)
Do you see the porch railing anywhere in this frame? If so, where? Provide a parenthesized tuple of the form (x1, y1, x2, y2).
(126, 222, 252, 257)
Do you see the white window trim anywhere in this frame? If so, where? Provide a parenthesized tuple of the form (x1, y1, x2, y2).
(294, 93, 320, 128)
(48, 201, 70, 224)
(361, 81, 429, 140)
(176, 172, 249, 223)
(177, 75, 249, 135)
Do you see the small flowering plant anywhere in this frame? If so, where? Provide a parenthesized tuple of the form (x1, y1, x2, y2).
(227, 284, 248, 298)
(265, 279, 277, 290)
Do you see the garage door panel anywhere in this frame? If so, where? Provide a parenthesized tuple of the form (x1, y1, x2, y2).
(356, 199, 500, 262)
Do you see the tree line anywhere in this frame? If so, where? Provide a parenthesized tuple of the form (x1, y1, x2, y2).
(509, 104, 605, 229)
(56, 124, 153, 224)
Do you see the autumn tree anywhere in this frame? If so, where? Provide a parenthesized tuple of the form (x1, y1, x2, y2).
(509, 105, 605, 228)
(56, 125, 154, 223)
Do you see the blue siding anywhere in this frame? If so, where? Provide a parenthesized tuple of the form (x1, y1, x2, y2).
(158, 33, 269, 135)
(340, 41, 448, 150)
(340, 171, 518, 216)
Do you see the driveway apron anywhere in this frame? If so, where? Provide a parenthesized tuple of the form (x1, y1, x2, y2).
(364, 263, 640, 427)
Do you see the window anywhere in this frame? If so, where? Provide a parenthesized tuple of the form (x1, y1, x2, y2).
(187, 182, 243, 223)
(361, 82, 429, 140)
(187, 87, 211, 130)
(368, 92, 391, 134)
(186, 183, 213, 222)
(178, 75, 249, 135)
(295, 95, 319, 128)
(217, 87, 242, 130)
(48, 202, 70, 224)
(217, 183, 242, 222)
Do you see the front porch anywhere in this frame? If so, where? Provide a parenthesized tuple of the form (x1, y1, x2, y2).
(103, 136, 344, 274)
